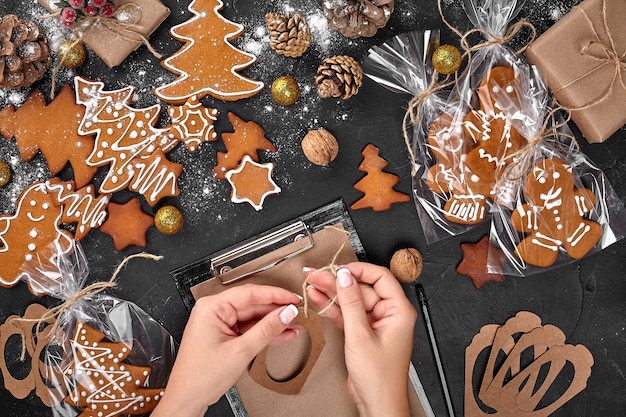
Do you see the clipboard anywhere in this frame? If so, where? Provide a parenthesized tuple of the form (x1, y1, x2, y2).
(170, 199, 435, 417)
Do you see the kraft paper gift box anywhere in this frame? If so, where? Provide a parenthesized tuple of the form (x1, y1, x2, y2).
(39, 0, 170, 67)
(525, 0, 626, 143)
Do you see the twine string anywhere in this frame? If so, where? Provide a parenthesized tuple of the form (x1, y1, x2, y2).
(301, 226, 351, 318)
(402, 72, 455, 177)
(552, 0, 626, 111)
(494, 105, 577, 193)
(437, 0, 536, 57)
(9, 252, 162, 361)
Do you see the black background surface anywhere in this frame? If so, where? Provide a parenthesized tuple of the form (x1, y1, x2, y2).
(0, 0, 625, 416)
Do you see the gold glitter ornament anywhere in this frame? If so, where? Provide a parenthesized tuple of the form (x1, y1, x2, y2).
(154, 205, 184, 235)
(432, 44, 462, 75)
(271, 75, 300, 106)
(58, 40, 87, 68)
(0, 160, 10, 187)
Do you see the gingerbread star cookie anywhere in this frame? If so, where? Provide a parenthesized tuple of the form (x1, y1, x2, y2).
(225, 155, 281, 211)
(456, 235, 505, 289)
(99, 198, 153, 251)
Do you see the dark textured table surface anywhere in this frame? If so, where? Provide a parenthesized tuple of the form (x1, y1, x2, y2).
(0, 0, 624, 416)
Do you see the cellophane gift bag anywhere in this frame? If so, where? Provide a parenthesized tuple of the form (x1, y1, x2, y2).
(488, 76, 626, 276)
(18, 240, 177, 417)
(413, 0, 545, 240)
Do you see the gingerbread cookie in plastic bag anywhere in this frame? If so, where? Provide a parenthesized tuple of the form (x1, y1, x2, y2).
(510, 158, 602, 268)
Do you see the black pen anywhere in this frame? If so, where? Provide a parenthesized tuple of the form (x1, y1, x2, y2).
(415, 284, 455, 417)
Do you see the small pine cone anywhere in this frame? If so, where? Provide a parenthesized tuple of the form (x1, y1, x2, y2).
(315, 55, 363, 100)
(322, 0, 395, 39)
(0, 15, 50, 89)
(265, 12, 311, 58)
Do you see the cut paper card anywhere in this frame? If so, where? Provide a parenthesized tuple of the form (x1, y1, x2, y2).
(465, 311, 594, 417)
(249, 307, 325, 395)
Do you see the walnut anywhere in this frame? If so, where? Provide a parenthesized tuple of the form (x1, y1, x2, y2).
(390, 248, 423, 283)
(301, 129, 339, 165)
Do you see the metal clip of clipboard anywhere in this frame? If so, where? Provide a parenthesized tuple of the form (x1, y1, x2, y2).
(211, 220, 314, 285)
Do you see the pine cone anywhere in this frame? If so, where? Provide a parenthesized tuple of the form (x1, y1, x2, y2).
(265, 12, 311, 58)
(322, 0, 394, 39)
(0, 15, 50, 89)
(316, 55, 363, 99)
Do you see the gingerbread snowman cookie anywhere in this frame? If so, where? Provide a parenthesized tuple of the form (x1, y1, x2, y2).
(511, 158, 602, 267)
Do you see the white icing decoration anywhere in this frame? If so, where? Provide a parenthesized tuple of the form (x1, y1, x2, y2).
(225, 155, 281, 211)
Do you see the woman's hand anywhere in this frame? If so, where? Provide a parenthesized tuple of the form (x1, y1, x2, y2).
(152, 284, 301, 417)
(306, 262, 417, 417)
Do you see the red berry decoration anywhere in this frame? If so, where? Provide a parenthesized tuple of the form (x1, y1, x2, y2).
(90, 0, 107, 7)
(68, 0, 85, 8)
(83, 5, 97, 15)
(60, 7, 77, 26)
(99, 3, 115, 17)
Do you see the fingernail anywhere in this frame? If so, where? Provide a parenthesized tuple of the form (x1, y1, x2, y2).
(279, 304, 299, 325)
(337, 268, 354, 288)
(295, 293, 304, 300)
(306, 284, 315, 292)
(303, 266, 316, 273)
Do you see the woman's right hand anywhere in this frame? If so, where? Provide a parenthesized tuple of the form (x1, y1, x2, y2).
(306, 262, 417, 417)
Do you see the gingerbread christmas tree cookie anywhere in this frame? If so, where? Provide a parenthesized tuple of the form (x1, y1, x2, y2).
(155, 0, 264, 104)
(351, 144, 410, 211)
(64, 321, 164, 417)
(0, 84, 97, 188)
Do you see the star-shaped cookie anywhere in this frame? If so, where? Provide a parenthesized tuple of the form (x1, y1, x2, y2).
(225, 155, 281, 211)
(456, 235, 505, 289)
(99, 198, 153, 251)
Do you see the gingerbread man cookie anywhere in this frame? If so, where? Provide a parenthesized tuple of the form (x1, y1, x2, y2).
(0, 181, 74, 293)
(511, 158, 602, 267)
(426, 112, 493, 224)
(463, 66, 527, 184)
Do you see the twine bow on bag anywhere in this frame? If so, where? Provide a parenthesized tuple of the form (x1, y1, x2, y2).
(552, 0, 626, 111)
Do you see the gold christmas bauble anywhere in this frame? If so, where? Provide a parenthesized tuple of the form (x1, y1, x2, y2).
(432, 44, 462, 75)
(271, 75, 300, 106)
(58, 40, 87, 68)
(0, 160, 10, 187)
(155, 205, 184, 235)
(389, 248, 423, 283)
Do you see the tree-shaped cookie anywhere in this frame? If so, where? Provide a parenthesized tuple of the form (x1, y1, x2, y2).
(64, 321, 164, 417)
(351, 144, 410, 211)
(75, 77, 182, 206)
(0, 84, 97, 188)
(214, 112, 277, 180)
(155, 0, 264, 104)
